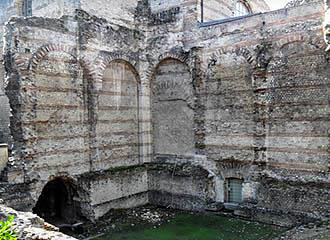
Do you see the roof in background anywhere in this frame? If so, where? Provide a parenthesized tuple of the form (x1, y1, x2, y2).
(265, 0, 290, 10)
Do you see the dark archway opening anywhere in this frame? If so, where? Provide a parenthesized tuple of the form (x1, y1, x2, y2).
(33, 178, 84, 227)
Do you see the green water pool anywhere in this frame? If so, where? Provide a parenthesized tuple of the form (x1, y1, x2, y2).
(94, 213, 284, 240)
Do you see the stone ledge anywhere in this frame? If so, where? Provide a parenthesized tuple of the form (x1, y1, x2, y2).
(0, 204, 77, 240)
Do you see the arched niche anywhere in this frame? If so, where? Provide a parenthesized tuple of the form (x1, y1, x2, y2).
(152, 58, 195, 156)
(31, 50, 90, 176)
(95, 60, 140, 169)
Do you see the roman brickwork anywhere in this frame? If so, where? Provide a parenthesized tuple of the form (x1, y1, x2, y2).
(0, 1, 14, 144)
(152, 59, 194, 156)
(0, 0, 329, 228)
(198, 0, 270, 22)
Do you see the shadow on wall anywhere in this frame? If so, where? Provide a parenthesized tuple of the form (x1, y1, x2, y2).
(33, 178, 86, 227)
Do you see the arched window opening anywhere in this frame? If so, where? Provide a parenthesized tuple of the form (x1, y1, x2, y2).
(226, 178, 243, 203)
(233, 1, 251, 17)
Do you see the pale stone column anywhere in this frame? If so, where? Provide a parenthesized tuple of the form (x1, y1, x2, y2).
(13, 0, 23, 16)
(139, 69, 153, 164)
(0, 144, 8, 173)
(214, 176, 225, 203)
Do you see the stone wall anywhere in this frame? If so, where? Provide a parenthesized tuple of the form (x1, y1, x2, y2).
(31, 0, 139, 28)
(2, 11, 148, 220)
(152, 59, 195, 155)
(149, 0, 182, 12)
(0, 0, 13, 144)
(143, 0, 329, 225)
(32, 0, 78, 19)
(199, 0, 270, 22)
(0, 0, 329, 228)
(81, 0, 139, 27)
(81, 167, 149, 218)
(0, 204, 77, 240)
(0, 75, 10, 143)
(148, 161, 212, 211)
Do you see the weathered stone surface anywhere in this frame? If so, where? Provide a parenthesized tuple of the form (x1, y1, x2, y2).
(152, 58, 195, 156)
(0, 144, 8, 173)
(0, 204, 77, 240)
(0, 0, 329, 229)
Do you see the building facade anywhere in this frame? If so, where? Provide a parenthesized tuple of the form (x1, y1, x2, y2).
(0, 0, 329, 227)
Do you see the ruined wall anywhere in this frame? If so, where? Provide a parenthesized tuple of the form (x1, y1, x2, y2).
(198, 0, 329, 225)
(81, 166, 149, 218)
(148, 162, 211, 211)
(143, 0, 329, 225)
(0, 205, 77, 240)
(2, 12, 148, 219)
(152, 59, 194, 156)
(95, 60, 140, 170)
(0, 0, 14, 144)
(149, 0, 183, 12)
(204, 51, 254, 162)
(1, 0, 329, 227)
(32, 0, 78, 19)
(198, 0, 270, 22)
(0, 77, 10, 144)
(33, 0, 139, 28)
(81, 0, 139, 27)
(29, 50, 89, 179)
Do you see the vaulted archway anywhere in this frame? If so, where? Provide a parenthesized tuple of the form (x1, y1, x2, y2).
(33, 178, 84, 225)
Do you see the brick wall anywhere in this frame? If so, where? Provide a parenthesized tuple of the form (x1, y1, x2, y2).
(1, 0, 329, 225)
(199, 0, 270, 22)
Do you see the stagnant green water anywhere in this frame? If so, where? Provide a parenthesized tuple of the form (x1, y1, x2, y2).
(95, 213, 284, 240)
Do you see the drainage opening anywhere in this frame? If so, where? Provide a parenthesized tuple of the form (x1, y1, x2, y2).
(33, 178, 84, 227)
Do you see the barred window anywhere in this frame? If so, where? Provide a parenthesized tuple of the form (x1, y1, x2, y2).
(226, 178, 243, 203)
(233, 1, 251, 17)
(22, 0, 32, 17)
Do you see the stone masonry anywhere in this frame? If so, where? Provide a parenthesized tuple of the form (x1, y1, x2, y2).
(0, 0, 329, 229)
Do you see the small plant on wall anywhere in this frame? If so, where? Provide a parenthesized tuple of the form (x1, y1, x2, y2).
(0, 215, 17, 240)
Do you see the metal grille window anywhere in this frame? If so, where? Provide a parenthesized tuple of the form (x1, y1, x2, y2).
(226, 178, 243, 203)
(22, 0, 32, 17)
(233, 1, 251, 17)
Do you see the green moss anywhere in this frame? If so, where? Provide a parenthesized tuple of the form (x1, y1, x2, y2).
(95, 213, 284, 240)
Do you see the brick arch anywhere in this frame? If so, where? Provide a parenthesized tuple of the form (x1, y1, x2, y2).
(205, 46, 255, 71)
(93, 53, 139, 90)
(30, 44, 77, 73)
(29, 44, 95, 85)
(149, 55, 193, 103)
(272, 34, 326, 52)
(157, 52, 189, 65)
(202, 46, 256, 85)
(145, 51, 191, 83)
(218, 160, 252, 180)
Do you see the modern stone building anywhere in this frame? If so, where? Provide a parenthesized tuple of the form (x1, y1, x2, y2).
(0, 0, 329, 228)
